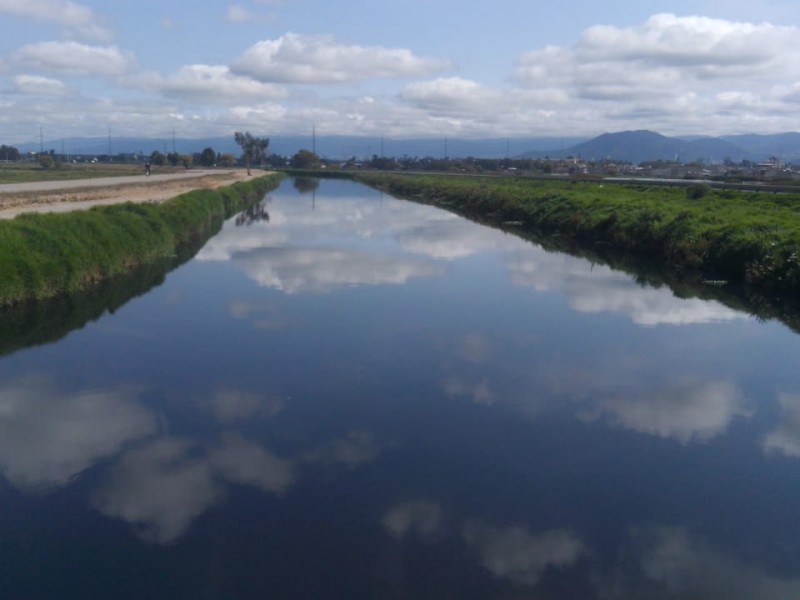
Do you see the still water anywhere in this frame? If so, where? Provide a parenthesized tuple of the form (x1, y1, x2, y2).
(2, 177, 800, 598)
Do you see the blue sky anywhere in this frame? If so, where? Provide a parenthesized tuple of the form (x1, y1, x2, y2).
(2, 0, 800, 145)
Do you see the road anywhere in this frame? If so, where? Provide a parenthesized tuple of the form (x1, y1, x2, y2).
(0, 170, 226, 194)
(0, 169, 257, 219)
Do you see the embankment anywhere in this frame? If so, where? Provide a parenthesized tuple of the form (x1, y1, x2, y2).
(348, 172, 800, 294)
(0, 173, 282, 306)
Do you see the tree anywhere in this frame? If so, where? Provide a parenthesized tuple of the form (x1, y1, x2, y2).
(0, 144, 20, 162)
(234, 131, 269, 175)
(150, 150, 166, 166)
(289, 149, 321, 169)
(218, 153, 237, 167)
(199, 147, 216, 167)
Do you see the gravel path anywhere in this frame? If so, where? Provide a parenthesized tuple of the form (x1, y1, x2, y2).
(0, 170, 228, 194)
(0, 169, 258, 219)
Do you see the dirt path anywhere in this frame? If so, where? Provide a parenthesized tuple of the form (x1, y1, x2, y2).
(0, 169, 263, 219)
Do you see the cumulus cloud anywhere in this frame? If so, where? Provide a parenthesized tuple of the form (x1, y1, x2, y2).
(13, 74, 66, 95)
(382, 500, 443, 541)
(93, 438, 224, 544)
(582, 380, 751, 444)
(398, 216, 523, 260)
(232, 33, 451, 84)
(209, 434, 294, 494)
(129, 64, 287, 104)
(506, 251, 748, 326)
(463, 522, 585, 586)
(515, 14, 800, 134)
(231, 247, 445, 294)
(12, 41, 134, 77)
(763, 393, 800, 457)
(202, 388, 286, 423)
(93, 435, 294, 543)
(0, 376, 157, 492)
(0, 0, 110, 41)
(607, 526, 800, 599)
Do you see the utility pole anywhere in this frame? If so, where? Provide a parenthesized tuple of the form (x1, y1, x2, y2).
(172, 130, 176, 153)
(39, 127, 43, 154)
(312, 125, 316, 155)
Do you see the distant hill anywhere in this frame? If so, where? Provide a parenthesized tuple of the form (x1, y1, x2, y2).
(14, 130, 800, 163)
(15, 135, 587, 160)
(721, 133, 800, 161)
(517, 130, 800, 164)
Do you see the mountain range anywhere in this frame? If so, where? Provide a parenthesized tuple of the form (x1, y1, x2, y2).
(518, 130, 800, 163)
(14, 130, 800, 164)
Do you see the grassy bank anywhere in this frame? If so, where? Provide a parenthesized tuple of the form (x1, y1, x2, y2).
(350, 172, 800, 293)
(0, 173, 282, 305)
(0, 162, 168, 184)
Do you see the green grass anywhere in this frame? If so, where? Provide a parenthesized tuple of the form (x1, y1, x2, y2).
(0, 162, 183, 184)
(350, 173, 800, 293)
(0, 173, 283, 305)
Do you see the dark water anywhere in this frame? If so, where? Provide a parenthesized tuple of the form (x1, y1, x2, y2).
(2, 178, 800, 599)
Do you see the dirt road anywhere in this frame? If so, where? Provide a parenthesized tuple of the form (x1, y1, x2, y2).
(0, 169, 261, 219)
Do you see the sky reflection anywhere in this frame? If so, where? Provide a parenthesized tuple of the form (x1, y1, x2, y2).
(2, 178, 800, 597)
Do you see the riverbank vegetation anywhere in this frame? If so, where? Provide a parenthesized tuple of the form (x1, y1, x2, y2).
(0, 173, 282, 305)
(348, 172, 800, 293)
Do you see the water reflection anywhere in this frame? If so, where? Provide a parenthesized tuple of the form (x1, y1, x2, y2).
(3, 177, 800, 597)
(233, 247, 445, 294)
(0, 376, 156, 492)
(506, 250, 748, 326)
(382, 500, 444, 541)
(579, 379, 752, 444)
(93, 437, 226, 544)
(604, 526, 800, 599)
(235, 199, 270, 226)
(201, 388, 285, 423)
(462, 523, 586, 587)
(763, 392, 800, 457)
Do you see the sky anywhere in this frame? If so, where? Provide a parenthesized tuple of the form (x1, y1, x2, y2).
(2, 0, 800, 146)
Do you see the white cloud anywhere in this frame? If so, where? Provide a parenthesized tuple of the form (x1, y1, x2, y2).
(0, 376, 157, 492)
(209, 434, 294, 494)
(463, 522, 585, 586)
(382, 500, 443, 541)
(202, 388, 285, 423)
(515, 14, 800, 135)
(231, 247, 445, 294)
(398, 216, 523, 260)
(232, 33, 451, 84)
(609, 526, 800, 599)
(93, 438, 224, 544)
(129, 64, 287, 104)
(226, 4, 275, 24)
(12, 41, 134, 77)
(583, 380, 751, 444)
(0, 0, 110, 41)
(763, 393, 800, 457)
(506, 251, 748, 326)
(93, 434, 294, 543)
(13, 74, 66, 95)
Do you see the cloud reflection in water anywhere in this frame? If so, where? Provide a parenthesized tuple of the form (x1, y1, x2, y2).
(0, 376, 157, 493)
